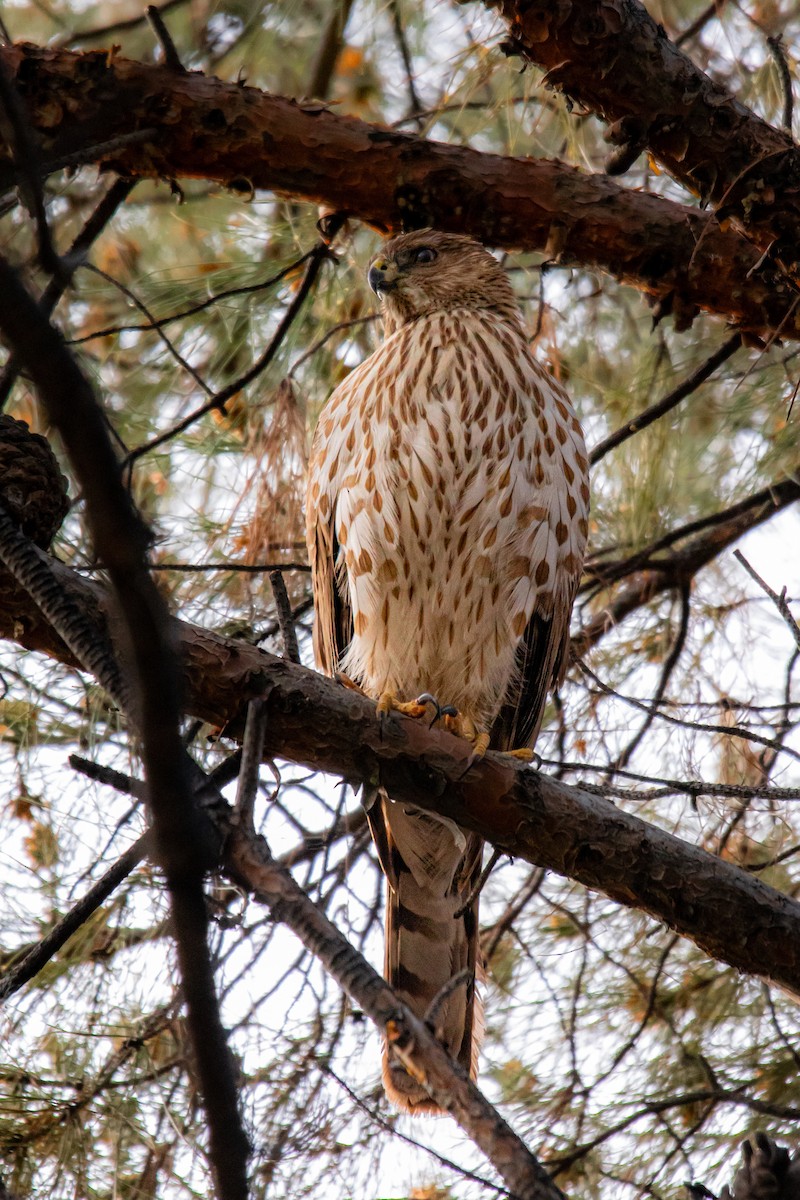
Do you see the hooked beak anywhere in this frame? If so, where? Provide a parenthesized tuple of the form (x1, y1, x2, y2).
(368, 258, 399, 296)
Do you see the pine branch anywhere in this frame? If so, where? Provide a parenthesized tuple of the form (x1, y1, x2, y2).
(491, 0, 800, 289)
(0, 833, 151, 1003)
(590, 334, 743, 466)
(1, 42, 799, 340)
(576, 474, 800, 645)
(2, 552, 800, 998)
(0, 254, 250, 1200)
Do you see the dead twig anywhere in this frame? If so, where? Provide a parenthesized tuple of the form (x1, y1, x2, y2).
(146, 4, 186, 72)
(734, 549, 800, 652)
(269, 569, 301, 664)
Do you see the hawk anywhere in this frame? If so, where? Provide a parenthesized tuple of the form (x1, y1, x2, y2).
(306, 229, 589, 1113)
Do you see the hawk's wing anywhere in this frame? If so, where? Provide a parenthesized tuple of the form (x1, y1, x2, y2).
(491, 602, 573, 752)
(308, 516, 352, 678)
(491, 368, 587, 754)
(307, 394, 353, 677)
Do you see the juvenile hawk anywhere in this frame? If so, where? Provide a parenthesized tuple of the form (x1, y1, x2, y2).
(306, 229, 589, 1113)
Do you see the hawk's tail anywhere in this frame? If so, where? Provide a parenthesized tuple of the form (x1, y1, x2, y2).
(381, 824, 484, 1115)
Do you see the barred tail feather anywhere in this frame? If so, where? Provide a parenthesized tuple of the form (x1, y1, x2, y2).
(380, 824, 484, 1114)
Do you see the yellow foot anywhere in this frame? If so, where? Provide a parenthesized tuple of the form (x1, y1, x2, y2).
(442, 710, 490, 757)
(471, 731, 491, 760)
(445, 711, 535, 768)
(376, 692, 431, 720)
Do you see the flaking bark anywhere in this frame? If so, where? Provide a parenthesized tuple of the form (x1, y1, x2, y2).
(491, 0, 800, 288)
(1, 42, 799, 340)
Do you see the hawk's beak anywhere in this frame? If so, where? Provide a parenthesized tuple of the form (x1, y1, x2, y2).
(368, 258, 399, 295)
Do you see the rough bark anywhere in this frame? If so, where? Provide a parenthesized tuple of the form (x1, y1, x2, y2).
(491, 0, 800, 286)
(1, 42, 799, 340)
(4, 553, 800, 998)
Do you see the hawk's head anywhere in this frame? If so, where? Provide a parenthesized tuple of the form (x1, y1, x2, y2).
(368, 229, 520, 333)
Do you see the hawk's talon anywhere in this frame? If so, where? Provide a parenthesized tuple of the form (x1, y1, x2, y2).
(376, 691, 432, 720)
(430, 707, 459, 731)
(505, 747, 535, 763)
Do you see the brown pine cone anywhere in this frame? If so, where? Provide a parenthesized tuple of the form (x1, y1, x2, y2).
(0, 415, 69, 549)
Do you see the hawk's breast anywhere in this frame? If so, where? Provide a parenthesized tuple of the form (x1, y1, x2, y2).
(314, 308, 589, 726)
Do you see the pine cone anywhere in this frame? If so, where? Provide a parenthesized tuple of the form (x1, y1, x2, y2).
(720, 1135, 800, 1200)
(0, 416, 69, 549)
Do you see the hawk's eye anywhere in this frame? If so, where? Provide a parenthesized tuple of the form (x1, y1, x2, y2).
(414, 246, 437, 264)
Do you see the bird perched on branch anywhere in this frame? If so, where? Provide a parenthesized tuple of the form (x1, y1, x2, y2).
(306, 229, 589, 1112)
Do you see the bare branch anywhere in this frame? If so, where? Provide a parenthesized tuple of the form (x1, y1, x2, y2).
(56, 0, 190, 48)
(122, 235, 338, 468)
(0, 54, 59, 276)
(0, 254, 249, 1200)
(145, 3, 186, 73)
(734, 549, 800, 652)
(226, 824, 567, 1200)
(269, 569, 301, 664)
(0, 176, 137, 409)
(590, 335, 742, 466)
(306, 0, 355, 100)
(767, 35, 794, 134)
(148, 561, 311, 573)
(675, 1, 729, 47)
(235, 699, 268, 831)
(0, 831, 150, 1004)
(611, 582, 692, 770)
(576, 475, 800, 651)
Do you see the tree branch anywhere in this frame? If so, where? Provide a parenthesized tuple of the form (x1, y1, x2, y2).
(1, 42, 799, 340)
(0, 254, 250, 1200)
(590, 334, 742, 466)
(0, 831, 150, 1003)
(577, 474, 800, 647)
(491, 0, 800, 288)
(3, 553, 800, 998)
(227, 827, 567, 1200)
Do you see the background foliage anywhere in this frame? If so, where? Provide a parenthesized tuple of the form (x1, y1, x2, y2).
(1, 1, 800, 1197)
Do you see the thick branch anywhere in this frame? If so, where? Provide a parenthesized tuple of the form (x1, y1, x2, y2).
(4, 555, 800, 997)
(492, 0, 800, 285)
(1, 42, 799, 340)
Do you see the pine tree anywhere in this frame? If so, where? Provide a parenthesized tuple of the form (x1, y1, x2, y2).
(0, 2, 799, 1197)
